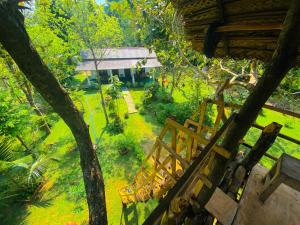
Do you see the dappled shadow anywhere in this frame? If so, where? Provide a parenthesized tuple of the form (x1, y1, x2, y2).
(121, 204, 139, 225)
(0, 203, 30, 225)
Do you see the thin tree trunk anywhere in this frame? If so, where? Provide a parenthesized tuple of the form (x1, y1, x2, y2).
(16, 135, 30, 154)
(195, 0, 300, 212)
(0, 2, 107, 225)
(90, 49, 109, 126)
(21, 79, 51, 135)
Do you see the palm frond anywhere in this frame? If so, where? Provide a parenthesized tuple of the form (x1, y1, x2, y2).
(27, 154, 61, 184)
(27, 156, 48, 184)
(0, 136, 14, 161)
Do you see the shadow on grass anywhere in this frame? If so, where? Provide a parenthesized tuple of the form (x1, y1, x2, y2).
(121, 204, 139, 225)
(0, 203, 30, 225)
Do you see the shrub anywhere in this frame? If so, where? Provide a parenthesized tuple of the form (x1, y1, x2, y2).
(113, 133, 144, 161)
(138, 81, 144, 87)
(107, 116, 125, 135)
(139, 107, 146, 115)
(156, 89, 173, 103)
(124, 112, 129, 119)
(142, 81, 160, 105)
(126, 81, 132, 88)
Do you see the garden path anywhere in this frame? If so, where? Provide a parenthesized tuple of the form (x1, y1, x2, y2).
(122, 87, 138, 113)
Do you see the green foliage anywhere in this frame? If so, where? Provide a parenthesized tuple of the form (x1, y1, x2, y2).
(142, 81, 160, 104)
(0, 135, 59, 209)
(112, 133, 144, 161)
(0, 89, 32, 138)
(106, 116, 125, 135)
(69, 0, 123, 51)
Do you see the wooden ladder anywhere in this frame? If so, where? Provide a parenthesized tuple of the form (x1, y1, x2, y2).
(119, 99, 231, 205)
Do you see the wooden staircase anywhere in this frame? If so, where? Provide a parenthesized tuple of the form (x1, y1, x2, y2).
(119, 100, 231, 205)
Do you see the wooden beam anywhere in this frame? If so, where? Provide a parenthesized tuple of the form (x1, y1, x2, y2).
(242, 122, 282, 171)
(252, 123, 300, 145)
(157, 138, 190, 169)
(196, 0, 300, 213)
(142, 114, 236, 225)
(216, 23, 283, 32)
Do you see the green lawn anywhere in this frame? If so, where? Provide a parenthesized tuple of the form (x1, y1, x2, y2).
(6, 84, 160, 225)
(6, 80, 299, 225)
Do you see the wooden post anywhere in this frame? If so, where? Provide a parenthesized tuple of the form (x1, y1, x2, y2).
(242, 122, 282, 171)
(195, 0, 300, 212)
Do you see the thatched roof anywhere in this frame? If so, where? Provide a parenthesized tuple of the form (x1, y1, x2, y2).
(173, 0, 300, 65)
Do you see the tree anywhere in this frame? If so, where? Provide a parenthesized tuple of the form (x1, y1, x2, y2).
(0, 54, 51, 135)
(69, 0, 123, 126)
(0, 87, 32, 153)
(0, 1, 108, 224)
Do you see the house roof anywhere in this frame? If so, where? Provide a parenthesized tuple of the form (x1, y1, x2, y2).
(76, 58, 161, 71)
(76, 47, 161, 71)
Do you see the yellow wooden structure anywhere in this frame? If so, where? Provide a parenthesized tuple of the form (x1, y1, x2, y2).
(119, 99, 231, 204)
(119, 99, 300, 206)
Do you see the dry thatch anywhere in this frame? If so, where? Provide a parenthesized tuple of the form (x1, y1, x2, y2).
(172, 0, 300, 65)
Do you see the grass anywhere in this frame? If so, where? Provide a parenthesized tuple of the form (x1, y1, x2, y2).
(4, 78, 299, 225)
(5, 81, 160, 225)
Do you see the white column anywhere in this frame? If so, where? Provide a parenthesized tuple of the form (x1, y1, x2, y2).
(86, 71, 91, 85)
(130, 68, 135, 84)
(119, 69, 125, 78)
(107, 69, 113, 81)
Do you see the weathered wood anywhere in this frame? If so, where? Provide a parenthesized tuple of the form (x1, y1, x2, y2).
(142, 114, 236, 225)
(157, 138, 190, 169)
(195, 0, 300, 215)
(260, 153, 300, 202)
(216, 23, 283, 32)
(233, 164, 300, 225)
(242, 122, 282, 171)
(252, 123, 300, 145)
(205, 188, 238, 225)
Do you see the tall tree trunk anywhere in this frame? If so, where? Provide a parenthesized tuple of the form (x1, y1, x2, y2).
(0, 2, 108, 225)
(196, 0, 300, 211)
(91, 49, 109, 126)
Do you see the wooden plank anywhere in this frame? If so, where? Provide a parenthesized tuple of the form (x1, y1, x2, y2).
(157, 138, 190, 169)
(153, 158, 177, 183)
(216, 23, 283, 32)
(205, 188, 238, 225)
(172, 127, 177, 175)
(207, 99, 300, 119)
(143, 114, 237, 225)
(252, 123, 300, 145)
(233, 165, 300, 225)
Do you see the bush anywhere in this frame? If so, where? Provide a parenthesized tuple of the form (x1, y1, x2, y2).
(113, 133, 144, 161)
(147, 102, 193, 125)
(124, 112, 129, 119)
(135, 103, 141, 110)
(106, 116, 125, 135)
(138, 81, 144, 87)
(156, 89, 173, 103)
(142, 81, 160, 105)
(139, 106, 146, 115)
(126, 81, 132, 88)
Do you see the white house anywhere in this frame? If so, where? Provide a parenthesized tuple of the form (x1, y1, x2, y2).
(76, 47, 162, 84)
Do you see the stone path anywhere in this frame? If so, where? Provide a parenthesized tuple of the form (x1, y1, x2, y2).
(122, 87, 138, 114)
